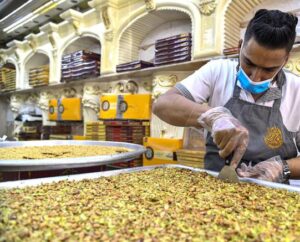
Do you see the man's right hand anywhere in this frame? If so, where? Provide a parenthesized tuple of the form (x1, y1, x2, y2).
(197, 107, 249, 167)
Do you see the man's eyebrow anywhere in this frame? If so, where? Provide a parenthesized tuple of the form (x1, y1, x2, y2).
(243, 56, 281, 70)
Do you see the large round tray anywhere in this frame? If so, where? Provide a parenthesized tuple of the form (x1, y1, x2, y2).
(0, 140, 146, 172)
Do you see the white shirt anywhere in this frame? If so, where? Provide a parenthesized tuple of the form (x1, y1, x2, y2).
(177, 58, 300, 133)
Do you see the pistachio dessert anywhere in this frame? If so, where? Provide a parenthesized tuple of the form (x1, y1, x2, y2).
(0, 168, 299, 241)
(0, 145, 130, 160)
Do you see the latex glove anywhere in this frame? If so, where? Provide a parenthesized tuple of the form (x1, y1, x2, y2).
(198, 106, 249, 167)
(237, 156, 285, 183)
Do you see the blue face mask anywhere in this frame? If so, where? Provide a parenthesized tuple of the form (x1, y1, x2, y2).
(237, 67, 273, 94)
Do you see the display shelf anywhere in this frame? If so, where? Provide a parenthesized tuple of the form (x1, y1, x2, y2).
(118, 9, 192, 65)
(25, 52, 50, 89)
(0, 57, 211, 96)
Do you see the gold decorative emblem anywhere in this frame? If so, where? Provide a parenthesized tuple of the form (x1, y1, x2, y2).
(264, 127, 283, 149)
(199, 0, 217, 16)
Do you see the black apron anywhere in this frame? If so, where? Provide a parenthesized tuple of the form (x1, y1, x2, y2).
(204, 71, 298, 172)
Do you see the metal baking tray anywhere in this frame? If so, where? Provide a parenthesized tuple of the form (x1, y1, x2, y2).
(0, 140, 146, 172)
(0, 164, 299, 193)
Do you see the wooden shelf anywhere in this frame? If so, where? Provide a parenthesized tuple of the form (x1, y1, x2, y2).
(0, 57, 211, 96)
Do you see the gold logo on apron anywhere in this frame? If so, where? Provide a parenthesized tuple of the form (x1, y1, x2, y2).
(264, 127, 283, 149)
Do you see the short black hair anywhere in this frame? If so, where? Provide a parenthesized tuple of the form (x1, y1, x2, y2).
(244, 9, 298, 53)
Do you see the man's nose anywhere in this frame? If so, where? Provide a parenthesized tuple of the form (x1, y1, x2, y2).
(249, 68, 262, 82)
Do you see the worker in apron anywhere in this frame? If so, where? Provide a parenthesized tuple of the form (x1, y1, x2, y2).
(153, 9, 300, 183)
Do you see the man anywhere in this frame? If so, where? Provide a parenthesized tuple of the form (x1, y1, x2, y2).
(153, 9, 300, 183)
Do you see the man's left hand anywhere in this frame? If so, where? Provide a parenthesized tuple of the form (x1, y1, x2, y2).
(237, 156, 285, 183)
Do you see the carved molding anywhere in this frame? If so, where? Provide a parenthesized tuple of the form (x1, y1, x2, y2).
(283, 57, 300, 75)
(125, 80, 138, 94)
(60, 9, 83, 36)
(48, 33, 57, 50)
(13, 52, 20, 62)
(82, 85, 101, 112)
(104, 30, 114, 41)
(10, 95, 24, 113)
(25, 35, 38, 53)
(113, 82, 125, 93)
(152, 74, 178, 100)
(285, 60, 294, 72)
(145, 0, 156, 11)
(27, 93, 39, 104)
(143, 81, 152, 92)
(102, 7, 111, 30)
(198, 0, 217, 16)
(63, 87, 77, 98)
(38, 91, 54, 111)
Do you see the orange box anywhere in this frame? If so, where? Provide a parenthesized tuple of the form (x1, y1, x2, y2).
(72, 135, 86, 140)
(99, 95, 118, 119)
(48, 98, 82, 121)
(49, 99, 58, 121)
(60, 98, 82, 121)
(143, 137, 183, 166)
(99, 94, 151, 120)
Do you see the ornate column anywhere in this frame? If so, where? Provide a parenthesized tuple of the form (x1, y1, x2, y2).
(40, 23, 61, 84)
(60, 9, 84, 36)
(37, 91, 56, 126)
(9, 94, 25, 119)
(82, 84, 101, 122)
(7, 40, 32, 89)
(89, 0, 117, 74)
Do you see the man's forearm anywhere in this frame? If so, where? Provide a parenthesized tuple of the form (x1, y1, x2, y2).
(152, 90, 210, 128)
(287, 157, 300, 179)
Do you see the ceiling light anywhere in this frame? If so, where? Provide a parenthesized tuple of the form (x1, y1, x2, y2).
(3, 0, 66, 34)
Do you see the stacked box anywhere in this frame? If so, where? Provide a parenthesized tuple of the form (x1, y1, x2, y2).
(29, 65, 49, 87)
(105, 120, 150, 144)
(49, 134, 72, 140)
(85, 121, 106, 140)
(42, 125, 72, 140)
(176, 127, 206, 168)
(18, 122, 42, 141)
(0, 67, 16, 92)
(116, 60, 153, 73)
(154, 33, 192, 66)
(176, 149, 205, 168)
(61, 50, 100, 81)
(104, 120, 150, 168)
(100, 94, 152, 120)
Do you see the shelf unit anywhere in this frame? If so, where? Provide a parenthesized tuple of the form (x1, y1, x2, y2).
(0, 57, 211, 96)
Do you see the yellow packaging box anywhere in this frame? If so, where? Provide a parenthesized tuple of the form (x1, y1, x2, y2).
(143, 137, 183, 166)
(60, 98, 82, 121)
(48, 98, 82, 121)
(99, 95, 118, 119)
(49, 99, 58, 121)
(99, 94, 151, 120)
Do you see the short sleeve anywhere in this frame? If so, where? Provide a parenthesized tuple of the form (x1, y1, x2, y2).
(175, 60, 216, 104)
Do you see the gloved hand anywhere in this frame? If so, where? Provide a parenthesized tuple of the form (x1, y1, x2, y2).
(237, 156, 285, 183)
(197, 106, 249, 167)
